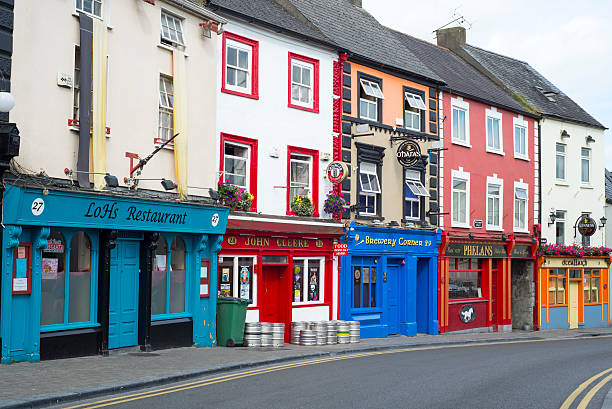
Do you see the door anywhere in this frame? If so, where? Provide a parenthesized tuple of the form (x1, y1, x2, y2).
(108, 240, 140, 349)
(569, 281, 579, 329)
(386, 265, 400, 335)
(491, 265, 497, 330)
(260, 265, 290, 340)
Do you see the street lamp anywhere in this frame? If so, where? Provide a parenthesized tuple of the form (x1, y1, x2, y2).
(0, 91, 15, 113)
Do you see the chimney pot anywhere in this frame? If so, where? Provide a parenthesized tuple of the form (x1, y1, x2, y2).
(436, 26, 466, 51)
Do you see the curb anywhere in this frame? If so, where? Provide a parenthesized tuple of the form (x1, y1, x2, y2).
(0, 333, 604, 409)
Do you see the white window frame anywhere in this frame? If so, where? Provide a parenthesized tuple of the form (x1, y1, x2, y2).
(485, 107, 504, 155)
(290, 58, 314, 109)
(158, 74, 174, 143)
(513, 115, 529, 160)
(451, 168, 470, 228)
(451, 96, 470, 147)
(555, 210, 566, 245)
(513, 180, 529, 233)
(486, 174, 503, 231)
(359, 78, 383, 122)
(225, 38, 253, 94)
(76, 0, 103, 19)
(160, 10, 186, 47)
(581, 147, 591, 184)
(290, 153, 313, 203)
(404, 92, 424, 131)
(359, 162, 380, 216)
(555, 143, 566, 181)
(404, 170, 426, 220)
(224, 141, 250, 190)
(292, 257, 325, 305)
(219, 255, 258, 307)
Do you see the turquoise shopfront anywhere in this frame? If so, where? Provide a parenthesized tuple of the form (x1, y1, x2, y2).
(0, 183, 228, 363)
(340, 223, 441, 338)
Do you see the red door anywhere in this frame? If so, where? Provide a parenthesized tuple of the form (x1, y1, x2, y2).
(260, 265, 291, 341)
(491, 262, 497, 331)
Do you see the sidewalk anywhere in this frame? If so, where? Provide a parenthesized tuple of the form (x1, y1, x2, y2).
(1, 327, 611, 409)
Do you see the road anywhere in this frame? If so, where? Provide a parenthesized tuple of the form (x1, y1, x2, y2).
(58, 335, 612, 409)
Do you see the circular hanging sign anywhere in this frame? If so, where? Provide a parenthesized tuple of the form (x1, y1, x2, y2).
(577, 215, 597, 237)
(326, 161, 348, 184)
(396, 140, 422, 167)
(459, 304, 476, 323)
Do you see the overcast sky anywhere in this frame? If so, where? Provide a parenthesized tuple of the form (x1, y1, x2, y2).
(363, 0, 612, 168)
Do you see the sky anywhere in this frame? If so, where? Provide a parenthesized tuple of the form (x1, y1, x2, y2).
(363, 0, 612, 168)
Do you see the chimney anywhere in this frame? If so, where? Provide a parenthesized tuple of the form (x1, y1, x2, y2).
(348, 0, 362, 7)
(436, 26, 466, 51)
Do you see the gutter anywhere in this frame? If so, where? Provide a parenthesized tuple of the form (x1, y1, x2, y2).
(165, 0, 227, 24)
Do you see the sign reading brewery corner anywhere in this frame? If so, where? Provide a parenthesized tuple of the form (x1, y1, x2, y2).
(396, 140, 421, 168)
(3, 184, 228, 234)
(577, 215, 597, 237)
(326, 161, 348, 184)
(224, 235, 331, 250)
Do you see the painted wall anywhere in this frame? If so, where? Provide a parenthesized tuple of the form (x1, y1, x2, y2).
(215, 19, 337, 217)
(11, 0, 219, 193)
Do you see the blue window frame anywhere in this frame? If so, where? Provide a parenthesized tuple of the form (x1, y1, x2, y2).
(40, 229, 99, 332)
(152, 234, 191, 320)
(351, 256, 378, 310)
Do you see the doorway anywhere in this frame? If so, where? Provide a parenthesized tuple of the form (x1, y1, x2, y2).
(260, 264, 290, 340)
(416, 259, 429, 333)
(569, 281, 579, 329)
(386, 264, 400, 335)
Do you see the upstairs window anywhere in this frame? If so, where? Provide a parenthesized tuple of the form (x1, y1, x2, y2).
(556, 143, 566, 180)
(161, 11, 185, 46)
(76, 0, 102, 18)
(288, 53, 319, 112)
(453, 107, 467, 142)
(404, 92, 425, 131)
(486, 183, 502, 229)
(555, 210, 566, 244)
(404, 169, 427, 220)
(514, 186, 528, 232)
(289, 153, 312, 203)
(222, 32, 259, 99)
(359, 162, 381, 216)
(220, 133, 258, 211)
(158, 75, 174, 142)
(514, 125, 526, 157)
(452, 176, 468, 226)
(359, 78, 383, 122)
(581, 148, 591, 183)
(486, 108, 503, 154)
(224, 142, 249, 189)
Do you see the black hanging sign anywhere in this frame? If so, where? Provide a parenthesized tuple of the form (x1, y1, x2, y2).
(396, 140, 421, 168)
(577, 215, 597, 237)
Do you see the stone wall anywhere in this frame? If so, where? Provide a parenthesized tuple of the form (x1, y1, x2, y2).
(511, 260, 534, 330)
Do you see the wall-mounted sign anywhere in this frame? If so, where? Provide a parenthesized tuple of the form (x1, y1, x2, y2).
(577, 215, 597, 237)
(473, 220, 483, 228)
(511, 245, 532, 259)
(445, 242, 507, 258)
(326, 161, 348, 184)
(200, 259, 210, 298)
(460, 304, 476, 323)
(541, 257, 609, 268)
(333, 243, 349, 256)
(353, 233, 433, 248)
(223, 235, 332, 250)
(396, 140, 421, 168)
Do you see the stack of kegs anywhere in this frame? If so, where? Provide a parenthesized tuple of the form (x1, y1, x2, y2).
(299, 329, 317, 346)
(337, 321, 350, 344)
(271, 323, 285, 347)
(260, 322, 273, 347)
(291, 321, 307, 344)
(243, 322, 262, 347)
(310, 321, 328, 345)
(349, 321, 360, 343)
(326, 321, 338, 344)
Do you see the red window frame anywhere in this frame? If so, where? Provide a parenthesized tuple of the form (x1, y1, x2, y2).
(221, 31, 259, 100)
(448, 258, 484, 301)
(287, 52, 319, 113)
(286, 146, 319, 217)
(219, 133, 258, 212)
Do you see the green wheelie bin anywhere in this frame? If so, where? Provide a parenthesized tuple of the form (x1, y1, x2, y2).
(216, 296, 250, 346)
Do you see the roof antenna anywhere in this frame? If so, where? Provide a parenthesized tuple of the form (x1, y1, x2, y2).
(433, 7, 472, 34)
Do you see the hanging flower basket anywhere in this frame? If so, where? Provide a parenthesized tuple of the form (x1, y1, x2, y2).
(217, 180, 254, 211)
(536, 244, 612, 257)
(290, 195, 314, 216)
(323, 191, 346, 216)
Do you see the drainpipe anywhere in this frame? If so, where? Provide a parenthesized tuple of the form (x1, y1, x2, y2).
(533, 120, 543, 331)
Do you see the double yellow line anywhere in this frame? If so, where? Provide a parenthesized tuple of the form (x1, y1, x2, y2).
(560, 366, 612, 409)
(64, 335, 612, 409)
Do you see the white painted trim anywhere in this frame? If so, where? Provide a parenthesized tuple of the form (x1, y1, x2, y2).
(486, 174, 504, 231)
(228, 214, 344, 228)
(451, 96, 471, 147)
(485, 107, 504, 155)
(513, 114, 529, 160)
(451, 167, 470, 229)
(224, 38, 253, 94)
(513, 180, 529, 233)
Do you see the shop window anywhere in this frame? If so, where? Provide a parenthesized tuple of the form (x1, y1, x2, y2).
(569, 269, 581, 279)
(151, 234, 188, 318)
(152, 235, 168, 316)
(351, 257, 377, 309)
(448, 258, 482, 300)
(170, 237, 186, 313)
(584, 269, 600, 304)
(292, 258, 324, 304)
(548, 269, 566, 305)
(41, 230, 97, 330)
(218, 255, 257, 305)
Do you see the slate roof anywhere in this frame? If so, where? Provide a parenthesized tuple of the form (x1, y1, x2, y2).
(207, 0, 332, 46)
(462, 44, 605, 129)
(391, 30, 533, 117)
(285, 0, 444, 84)
(606, 169, 612, 203)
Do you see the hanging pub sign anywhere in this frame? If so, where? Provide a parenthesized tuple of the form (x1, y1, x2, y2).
(396, 140, 421, 168)
(326, 161, 348, 184)
(577, 215, 597, 237)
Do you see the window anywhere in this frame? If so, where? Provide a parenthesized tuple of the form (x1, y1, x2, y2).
(158, 75, 174, 142)
(486, 108, 503, 154)
(41, 230, 97, 329)
(351, 257, 377, 309)
(359, 77, 383, 122)
(451, 97, 470, 145)
(222, 32, 259, 99)
(359, 162, 381, 216)
(151, 235, 187, 318)
(548, 269, 567, 305)
(556, 143, 566, 180)
(584, 269, 600, 304)
(73, 46, 81, 122)
(514, 184, 528, 232)
(449, 258, 482, 300)
(581, 148, 591, 183)
(76, 0, 102, 18)
(288, 53, 319, 112)
(514, 125, 526, 157)
(161, 11, 185, 46)
(224, 142, 249, 189)
(292, 258, 324, 303)
(404, 170, 427, 220)
(290, 154, 312, 204)
(486, 183, 502, 229)
(453, 107, 466, 142)
(218, 255, 257, 305)
(555, 210, 566, 245)
(404, 92, 425, 131)
(451, 169, 469, 227)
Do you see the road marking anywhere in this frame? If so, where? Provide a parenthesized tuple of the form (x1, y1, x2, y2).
(64, 335, 612, 409)
(560, 367, 612, 409)
(577, 372, 612, 409)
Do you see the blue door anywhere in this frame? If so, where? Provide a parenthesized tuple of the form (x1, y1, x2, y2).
(108, 239, 140, 349)
(386, 265, 400, 334)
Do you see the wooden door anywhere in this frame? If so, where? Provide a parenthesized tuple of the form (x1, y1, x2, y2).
(386, 265, 400, 335)
(569, 281, 579, 329)
(260, 265, 290, 341)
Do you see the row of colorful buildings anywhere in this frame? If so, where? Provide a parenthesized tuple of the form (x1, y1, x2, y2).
(0, 0, 607, 363)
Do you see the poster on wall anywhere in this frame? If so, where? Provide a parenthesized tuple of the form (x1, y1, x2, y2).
(42, 258, 59, 280)
(308, 267, 319, 302)
(239, 265, 250, 300)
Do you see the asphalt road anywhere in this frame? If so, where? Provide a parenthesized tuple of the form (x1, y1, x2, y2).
(58, 335, 612, 409)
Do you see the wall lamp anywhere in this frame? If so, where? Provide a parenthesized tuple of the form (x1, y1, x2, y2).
(548, 211, 557, 226)
(560, 130, 570, 138)
(124, 177, 176, 191)
(468, 233, 475, 240)
(65, 168, 118, 188)
(600, 216, 607, 230)
(501, 234, 508, 241)
(586, 135, 596, 144)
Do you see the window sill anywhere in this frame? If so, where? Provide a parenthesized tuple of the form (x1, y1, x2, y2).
(157, 43, 189, 57)
(580, 184, 594, 189)
(356, 215, 385, 221)
(154, 138, 175, 150)
(288, 102, 319, 113)
(68, 123, 112, 138)
(451, 139, 471, 148)
(221, 86, 259, 100)
(514, 154, 529, 161)
(292, 302, 329, 308)
(150, 316, 192, 326)
(40, 322, 101, 333)
(554, 181, 569, 186)
(486, 148, 505, 156)
(72, 11, 112, 29)
(486, 226, 504, 232)
(151, 312, 192, 321)
(513, 228, 530, 234)
(451, 223, 470, 229)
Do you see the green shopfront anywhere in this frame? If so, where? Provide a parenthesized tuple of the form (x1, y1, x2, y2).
(0, 183, 228, 363)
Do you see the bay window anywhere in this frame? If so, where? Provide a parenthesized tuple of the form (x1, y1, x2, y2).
(292, 258, 324, 304)
(449, 258, 482, 299)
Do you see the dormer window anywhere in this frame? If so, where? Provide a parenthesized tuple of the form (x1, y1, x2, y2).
(536, 86, 557, 102)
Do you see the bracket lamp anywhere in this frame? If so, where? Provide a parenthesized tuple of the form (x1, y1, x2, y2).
(123, 176, 177, 191)
(600, 216, 607, 229)
(64, 168, 118, 189)
(548, 211, 557, 226)
(560, 130, 570, 138)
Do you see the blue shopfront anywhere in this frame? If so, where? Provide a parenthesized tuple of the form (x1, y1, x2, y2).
(340, 223, 441, 338)
(0, 183, 228, 363)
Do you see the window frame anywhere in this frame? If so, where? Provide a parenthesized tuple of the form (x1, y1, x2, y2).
(555, 210, 566, 245)
(448, 258, 484, 301)
(286, 146, 319, 217)
(359, 161, 381, 217)
(486, 175, 503, 231)
(584, 268, 601, 305)
(513, 181, 529, 233)
(292, 257, 325, 305)
(581, 147, 591, 184)
(513, 115, 529, 160)
(221, 31, 259, 99)
(451, 168, 470, 228)
(351, 257, 380, 311)
(451, 96, 470, 147)
(223, 141, 250, 190)
(219, 133, 258, 211)
(404, 169, 426, 221)
(76, 0, 103, 19)
(485, 107, 504, 155)
(357, 72, 383, 123)
(555, 143, 566, 181)
(218, 254, 258, 307)
(157, 73, 174, 146)
(287, 52, 319, 113)
(160, 9, 186, 47)
(547, 269, 567, 306)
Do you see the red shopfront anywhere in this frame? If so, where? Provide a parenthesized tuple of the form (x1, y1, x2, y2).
(438, 234, 536, 333)
(218, 216, 343, 341)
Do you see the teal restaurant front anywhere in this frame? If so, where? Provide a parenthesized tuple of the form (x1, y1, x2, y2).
(0, 183, 228, 363)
